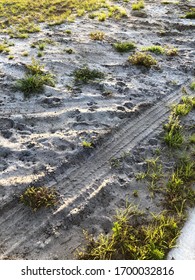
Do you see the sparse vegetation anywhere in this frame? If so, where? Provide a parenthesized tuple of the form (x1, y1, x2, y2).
(128, 52, 157, 68)
(73, 66, 104, 83)
(78, 206, 182, 260)
(0, 0, 128, 36)
(113, 41, 136, 53)
(20, 186, 58, 211)
(164, 158, 195, 213)
(185, 9, 195, 19)
(136, 157, 163, 193)
(78, 94, 195, 259)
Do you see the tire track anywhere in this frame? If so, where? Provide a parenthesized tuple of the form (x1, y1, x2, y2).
(0, 89, 182, 259)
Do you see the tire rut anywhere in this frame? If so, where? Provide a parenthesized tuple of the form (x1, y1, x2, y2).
(0, 89, 182, 259)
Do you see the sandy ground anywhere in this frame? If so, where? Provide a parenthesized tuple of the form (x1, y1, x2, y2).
(0, 0, 195, 259)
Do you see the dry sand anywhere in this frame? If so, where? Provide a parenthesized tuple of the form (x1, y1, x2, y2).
(0, 1, 195, 259)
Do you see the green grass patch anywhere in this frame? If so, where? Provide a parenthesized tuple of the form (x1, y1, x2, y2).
(0, 0, 128, 35)
(142, 45, 165, 55)
(185, 9, 195, 19)
(132, 0, 145, 10)
(113, 41, 136, 53)
(73, 66, 104, 83)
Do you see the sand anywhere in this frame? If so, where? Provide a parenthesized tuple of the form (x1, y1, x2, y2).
(0, 0, 195, 259)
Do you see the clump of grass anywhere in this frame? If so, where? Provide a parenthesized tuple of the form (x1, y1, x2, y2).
(166, 48, 178, 56)
(190, 81, 195, 91)
(78, 206, 182, 260)
(38, 43, 45, 51)
(0, 43, 10, 54)
(133, 190, 139, 197)
(21, 51, 29, 57)
(185, 9, 195, 19)
(161, 1, 179, 4)
(20, 186, 58, 212)
(98, 12, 107, 21)
(8, 55, 14, 60)
(15, 74, 49, 97)
(128, 52, 157, 68)
(90, 31, 105, 41)
(65, 48, 74, 54)
(15, 58, 55, 97)
(132, 0, 145, 10)
(26, 58, 45, 75)
(142, 45, 165, 55)
(73, 66, 104, 83)
(164, 157, 195, 212)
(189, 133, 195, 144)
(172, 96, 195, 116)
(163, 114, 183, 148)
(136, 157, 163, 192)
(82, 140, 93, 148)
(65, 30, 72, 35)
(113, 41, 136, 53)
(37, 51, 43, 57)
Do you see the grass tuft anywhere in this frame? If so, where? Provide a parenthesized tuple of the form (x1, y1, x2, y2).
(90, 31, 105, 41)
(128, 52, 157, 68)
(73, 66, 104, 83)
(132, 0, 145, 10)
(15, 59, 55, 97)
(163, 114, 183, 148)
(113, 41, 136, 53)
(142, 45, 165, 55)
(20, 186, 58, 212)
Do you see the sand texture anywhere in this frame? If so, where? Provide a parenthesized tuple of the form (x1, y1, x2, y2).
(0, 1, 195, 259)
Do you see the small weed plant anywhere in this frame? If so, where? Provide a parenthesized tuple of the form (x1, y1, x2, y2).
(20, 186, 58, 211)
